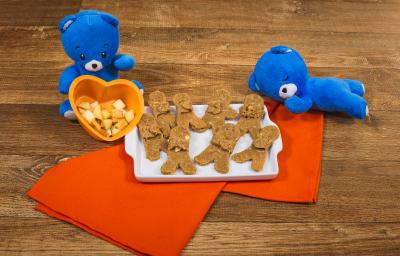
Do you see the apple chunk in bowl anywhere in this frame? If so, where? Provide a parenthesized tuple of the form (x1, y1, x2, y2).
(69, 75, 144, 141)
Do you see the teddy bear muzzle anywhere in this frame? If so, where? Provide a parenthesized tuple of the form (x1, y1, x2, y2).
(84, 60, 103, 72)
(279, 83, 297, 99)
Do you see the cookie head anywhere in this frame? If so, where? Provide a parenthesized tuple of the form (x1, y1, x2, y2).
(149, 91, 170, 115)
(252, 126, 280, 149)
(138, 113, 162, 139)
(240, 94, 265, 119)
(168, 126, 190, 151)
(212, 123, 241, 152)
(173, 93, 192, 112)
(207, 100, 222, 114)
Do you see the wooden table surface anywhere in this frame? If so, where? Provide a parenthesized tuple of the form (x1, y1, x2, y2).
(1, 0, 399, 255)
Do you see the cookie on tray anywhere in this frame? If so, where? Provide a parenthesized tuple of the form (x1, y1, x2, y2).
(161, 126, 196, 175)
(232, 125, 280, 171)
(202, 89, 238, 130)
(148, 90, 175, 138)
(173, 93, 208, 132)
(236, 94, 265, 135)
(138, 113, 165, 161)
(194, 123, 241, 174)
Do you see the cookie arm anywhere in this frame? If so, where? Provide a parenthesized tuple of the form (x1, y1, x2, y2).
(284, 95, 312, 114)
(189, 114, 208, 132)
(113, 54, 136, 71)
(232, 148, 253, 163)
(59, 65, 79, 94)
(194, 146, 216, 165)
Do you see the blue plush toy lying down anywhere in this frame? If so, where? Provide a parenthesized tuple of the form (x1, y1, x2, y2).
(249, 46, 368, 119)
(58, 10, 142, 120)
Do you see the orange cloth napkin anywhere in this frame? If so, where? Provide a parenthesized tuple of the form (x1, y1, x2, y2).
(224, 103, 324, 202)
(28, 145, 225, 256)
(27, 102, 323, 255)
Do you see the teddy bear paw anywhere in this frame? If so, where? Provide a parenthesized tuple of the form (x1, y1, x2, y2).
(64, 110, 77, 120)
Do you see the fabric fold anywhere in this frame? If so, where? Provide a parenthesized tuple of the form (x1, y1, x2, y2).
(27, 101, 324, 255)
(28, 145, 225, 256)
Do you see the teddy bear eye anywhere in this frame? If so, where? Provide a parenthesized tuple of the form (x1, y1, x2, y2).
(79, 54, 85, 60)
(101, 52, 107, 58)
(282, 75, 289, 81)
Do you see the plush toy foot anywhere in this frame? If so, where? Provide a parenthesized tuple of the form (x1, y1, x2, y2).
(347, 98, 368, 119)
(59, 100, 76, 120)
(132, 80, 143, 94)
(345, 79, 365, 96)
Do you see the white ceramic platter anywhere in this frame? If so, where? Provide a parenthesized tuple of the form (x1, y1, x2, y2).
(125, 104, 282, 182)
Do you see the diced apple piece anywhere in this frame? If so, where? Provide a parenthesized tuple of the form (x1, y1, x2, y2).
(82, 110, 95, 123)
(93, 105, 103, 120)
(112, 109, 124, 118)
(112, 117, 119, 123)
(90, 101, 99, 110)
(79, 102, 91, 110)
(124, 110, 134, 123)
(78, 108, 86, 115)
(111, 127, 121, 135)
(92, 120, 102, 131)
(115, 118, 128, 130)
(102, 109, 111, 119)
(112, 99, 126, 110)
(102, 119, 113, 130)
(106, 129, 112, 137)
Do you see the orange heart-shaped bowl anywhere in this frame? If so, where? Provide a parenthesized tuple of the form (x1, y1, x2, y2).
(69, 75, 144, 141)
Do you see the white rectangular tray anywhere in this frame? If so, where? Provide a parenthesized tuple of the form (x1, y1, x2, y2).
(125, 104, 282, 182)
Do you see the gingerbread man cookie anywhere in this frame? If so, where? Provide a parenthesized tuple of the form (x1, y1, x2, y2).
(138, 113, 165, 161)
(202, 89, 238, 130)
(236, 94, 265, 135)
(161, 126, 196, 175)
(148, 90, 175, 138)
(173, 93, 208, 132)
(232, 125, 280, 171)
(194, 123, 241, 174)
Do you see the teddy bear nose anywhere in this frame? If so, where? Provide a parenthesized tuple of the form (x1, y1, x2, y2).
(92, 63, 98, 69)
(282, 88, 287, 93)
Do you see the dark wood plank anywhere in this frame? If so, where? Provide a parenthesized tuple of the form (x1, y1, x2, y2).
(0, 0, 81, 26)
(2, 26, 400, 67)
(0, 61, 399, 112)
(0, 217, 398, 255)
(82, 0, 400, 33)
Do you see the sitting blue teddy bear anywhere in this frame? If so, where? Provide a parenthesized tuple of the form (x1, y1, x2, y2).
(249, 46, 368, 119)
(58, 10, 143, 120)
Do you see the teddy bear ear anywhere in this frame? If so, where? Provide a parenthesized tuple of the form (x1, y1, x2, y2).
(58, 14, 76, 33)
(270, 45, 293, 54)
(100, 13, 119, 27)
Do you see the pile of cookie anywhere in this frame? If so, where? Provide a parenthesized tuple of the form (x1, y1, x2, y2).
(138, 90, 280, 175)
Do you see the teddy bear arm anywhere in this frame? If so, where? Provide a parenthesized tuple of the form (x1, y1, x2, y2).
(113, 54, 136, 71)
(248, 72, 259, 92)
(59, 65, 79, 94)
(284, 95, 312, 114)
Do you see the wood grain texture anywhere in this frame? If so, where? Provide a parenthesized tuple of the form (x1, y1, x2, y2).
(0, 0, 81, 26)
(1, 217, 399, 255)
(81, 0, 400, 33)
(0, 0, 399, 255)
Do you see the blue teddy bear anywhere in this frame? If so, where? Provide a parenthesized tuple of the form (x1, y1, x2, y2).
(57, 10, 143, 120)
(249, 46, 368, 119)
